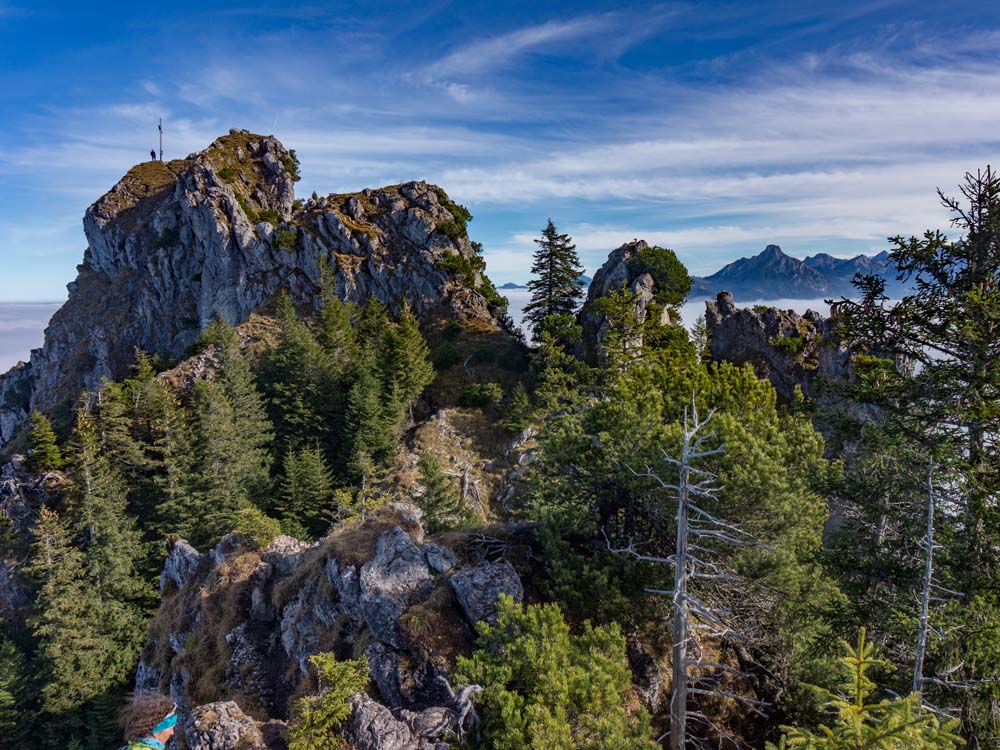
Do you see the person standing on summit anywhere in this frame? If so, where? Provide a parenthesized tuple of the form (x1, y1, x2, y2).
(150, 149, 157, 161)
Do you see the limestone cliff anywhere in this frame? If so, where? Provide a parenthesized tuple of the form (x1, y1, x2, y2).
(703, 291, 853, 402)
(139, 506, 533, 750)
(577, 240, 678, 365)
(0, 129, 498, 447)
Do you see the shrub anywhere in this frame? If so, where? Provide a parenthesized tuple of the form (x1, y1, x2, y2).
(435, 343, 461, 370)
(770, 334, 806, 355)
(626, 245, 692, 305)
(218, 167, 236, 181)
(433, 187, 473, 239)
(288, 653, 369, 750)
(232, 506, 282, 549)
(282, 149, 301, 182)
(455, 596, 656, 750)
(458, 382, 503, 409)
(275, 230, 298, 251)
(256, 208, 281, 225)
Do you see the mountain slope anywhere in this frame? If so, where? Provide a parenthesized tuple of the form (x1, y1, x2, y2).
(0, 130, 498, 447)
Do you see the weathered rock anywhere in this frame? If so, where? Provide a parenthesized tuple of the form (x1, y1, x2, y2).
(160, 539, 202, 592)
(0, 130, 501, 449)
(704, 291, 851, 403)
(577, 240, 677, 365)
(185, 701, 270, 750)
(450, 560, 523, 627)
(344, 694, 418, 750)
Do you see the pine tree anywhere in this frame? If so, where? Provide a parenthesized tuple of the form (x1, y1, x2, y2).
(279, 445, 334, 538)
(455, 596, 657, 750)
(417, 452, 471, 532)
(522, 220, 585, 338)
(840, 167, 1000, 744)
(769, 629, 962, 750)
(25, 410, 63, 473)
(342, 352, 399, 480)
(594, 287, 645, 372)
(24, 508, 126, 717)
(318, 258, 358, 369)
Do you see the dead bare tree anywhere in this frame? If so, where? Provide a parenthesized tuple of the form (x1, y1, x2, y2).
(607, 397, 767, 750)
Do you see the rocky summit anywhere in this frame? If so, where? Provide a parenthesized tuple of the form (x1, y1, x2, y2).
(0, 129, 499, 447)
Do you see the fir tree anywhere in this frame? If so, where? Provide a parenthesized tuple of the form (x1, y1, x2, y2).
(25, 410, 63, 473)
(417, 452, 471, 532)
(318, 258, 358, 370)
(522, 220, 585, 338)
(279, 445, 334, 538)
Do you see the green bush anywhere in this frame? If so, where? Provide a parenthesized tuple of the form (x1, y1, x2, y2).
(433, 187, 473, 239)
(435, 343, 461, 370)
(282, 149, 301, 182)
(256, 208, 281, 225)
(458, 382, 503, 409)
(218, 167, 236, 181)
(627, 245, 691, 305)
(770, 334, 806, 355)
(276, 229, 298, 251)
(455, 596, 656, 750)
(232, 506, 282, 549)
(288, 653, 369, 750)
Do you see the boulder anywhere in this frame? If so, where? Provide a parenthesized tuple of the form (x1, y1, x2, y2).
(449, 560, 523, 627)
(185, 702, 269, 750)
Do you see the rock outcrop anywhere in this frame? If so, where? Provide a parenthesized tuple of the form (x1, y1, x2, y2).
(703, 291, 852, 402)
(0, 129, 499, 447)
(138, 507, 531, 749)
(578, 240, 677, 365)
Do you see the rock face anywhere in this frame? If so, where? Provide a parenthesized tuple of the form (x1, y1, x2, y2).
(0, 129, 498, 447)
(138, 508, 531, 749)
(578, 240, 676, 365)
(704, 291, 853, 402)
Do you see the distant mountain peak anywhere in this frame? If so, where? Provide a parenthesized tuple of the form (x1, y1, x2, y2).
(689, 245, 908, 301)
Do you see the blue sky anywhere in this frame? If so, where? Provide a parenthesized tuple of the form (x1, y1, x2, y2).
(2, 1, 1000, 301)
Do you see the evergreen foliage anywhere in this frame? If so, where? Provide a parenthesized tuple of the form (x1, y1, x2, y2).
(279, 444, 334, 538)
(0, 634, 30, 750)
(455, 596, 657, 750)
(839, 167, 1000, 742)
(769, 630, 962, 750)
(25, 410, 63, 473)
(288, 652, 369, 750)
(523, 220, 585, 339)
(416, 452, 472, 532)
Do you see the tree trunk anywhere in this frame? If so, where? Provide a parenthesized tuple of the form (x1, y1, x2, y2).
(671, 460, 689, 750)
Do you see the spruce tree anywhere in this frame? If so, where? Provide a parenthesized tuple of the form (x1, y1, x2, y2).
(25, 410, 63, 473)
(523, 220, 585, 339)
(279, 445, 335, 538)
(769, 630, 962, 750)
(387, 302, 435, 419)
(417, 452, 471, 532)
(0, 634, 30, 750)
(342, 358, 397, 480)
(840, 167, 1000, 743)
(189, 379, 252, 545)
(215, 334, 274, 504)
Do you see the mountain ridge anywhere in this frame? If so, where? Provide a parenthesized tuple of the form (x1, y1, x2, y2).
(689, 244, 907, 300)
